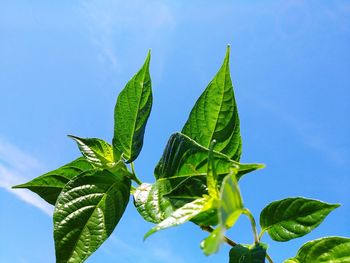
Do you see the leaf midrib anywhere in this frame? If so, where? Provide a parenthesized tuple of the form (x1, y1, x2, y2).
(127, 67, 149, 160)
(58, 178, 122, 262)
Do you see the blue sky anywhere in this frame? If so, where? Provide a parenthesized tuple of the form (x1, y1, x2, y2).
(1, 1, 349, 262)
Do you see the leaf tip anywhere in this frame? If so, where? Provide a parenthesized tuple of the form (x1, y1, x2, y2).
(143, 229, 155, 241)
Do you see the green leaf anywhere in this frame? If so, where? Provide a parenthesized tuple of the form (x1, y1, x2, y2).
(113, 51, 152, 163)
(285, 236, 350, 263)
(133, 182, 174, 224)
(260, 197, 340, 242)
(200, 226, 224, 256)
(207, 140, 219, 198)
(155, 133, 263, 203)
(229, 243, 267, 263)
(220, 171, 244, 228)
(12, 158, 93, 205)
(68, 135, 114, 167)
(182, 46, 242, 161)
(200, 172, 244, 255)
(144, 196, 214, 240)
(54, 168, 131, 263)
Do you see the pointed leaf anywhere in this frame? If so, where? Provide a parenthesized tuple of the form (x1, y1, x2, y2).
(229, 243, 267, 263)
(133, 182, 174, 224)
(285, 236, 350, 263)
(144, 196, 213, 240)
(68, 135, 114, 167)
(12, 158, 93, 205)
(54, 169, 131, 263)
(182, 46, 242, 161)
(260, 197, 340, 242)
(113, 51, 152, 163)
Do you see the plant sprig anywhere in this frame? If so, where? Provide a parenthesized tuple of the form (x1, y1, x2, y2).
(13, 47, 349, 263)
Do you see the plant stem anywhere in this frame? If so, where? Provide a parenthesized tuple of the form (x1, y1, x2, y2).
(243, 209, 259, 244)
(258, 229, 265, 241)
(200, 226, 237, 247)
(266, 253, 274, 263)
(130, 162, 142, 185)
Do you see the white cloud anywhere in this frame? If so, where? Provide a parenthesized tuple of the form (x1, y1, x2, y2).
(79, 0, 176, 70)
(0, 137, 53, 215)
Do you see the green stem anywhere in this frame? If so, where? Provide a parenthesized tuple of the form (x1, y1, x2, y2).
(266, 253, 274, 263)
(130, 162, 142, 185)
(258, 229, 266, 241)
(243, 209, 259, 244)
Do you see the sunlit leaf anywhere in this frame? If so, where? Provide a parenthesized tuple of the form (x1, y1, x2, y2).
(285, 236, 350, 263)
(12, 157, 93, 205)
(182, 46, 242, 161)
(54, 169, 131, 263)
(68, 135, 113, 167)
(113, 51, 152, 163)
(260, 197, 340, 242)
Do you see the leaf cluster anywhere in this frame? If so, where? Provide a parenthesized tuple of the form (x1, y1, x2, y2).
(13, 47, 349, 263)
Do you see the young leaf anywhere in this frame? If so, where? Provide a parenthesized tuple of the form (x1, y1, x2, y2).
(229, 243, 267, 263)
(182, 46, 242, 161)
(144, 196, 214, 240)
(284, 236, 350, 263)
(54, 168, 131, 263)
(200, 226, 225, 256)
(113, 51, 152, 163)
(260, 197, 340, 242)
(201, 172, 244, 255)
(68, 135, 114, 167)
(133, 182, 174, 224)
(12, 157, 93, 205)
(220, 170, 244, 229)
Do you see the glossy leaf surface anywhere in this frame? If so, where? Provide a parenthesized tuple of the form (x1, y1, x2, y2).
(229, 243, 267, 263)
(155, 133, 263, 202)
(68, 135, 113, 167)
(113, 51, 152, 163)
(54, 169, 131, 263)
(144, 196, 214, 239)
(260, 197, 340, 242)
(133, 182, 174, 224)
(182, 46, 242, 161)
(285, 236, 350, 263)
(12, 158, 93, 205)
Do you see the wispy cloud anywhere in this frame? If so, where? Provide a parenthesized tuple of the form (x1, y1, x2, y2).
(0, 137, 53, 215)
(80, 0, 176, 71)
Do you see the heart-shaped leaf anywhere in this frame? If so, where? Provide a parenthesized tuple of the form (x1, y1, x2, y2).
(12, 157, 93, 205)
(54, 168, 131, 263)
(284, 236, 350, 263)
(68, 135, 114, 167)
(229, 243, 267, 263)
(260, 197, 340, 242)
(113, 51, 152, 163)
(182, 46, 242, 161)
